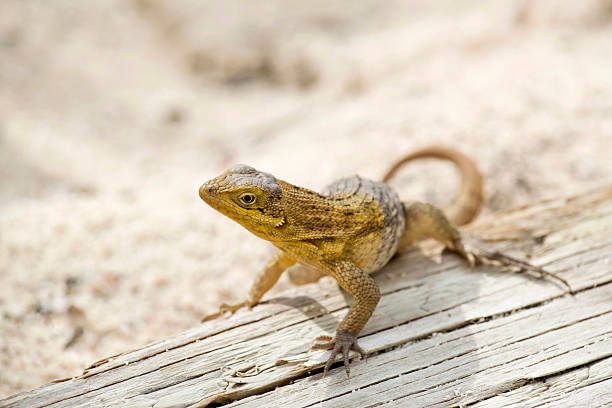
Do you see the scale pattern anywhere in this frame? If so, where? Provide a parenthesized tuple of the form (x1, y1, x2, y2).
(322, 175, 405, 273)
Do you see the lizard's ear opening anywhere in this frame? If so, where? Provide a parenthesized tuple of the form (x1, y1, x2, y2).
(274, 216, 286, 228)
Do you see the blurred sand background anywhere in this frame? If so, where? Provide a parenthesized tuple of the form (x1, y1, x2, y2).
(1, 0, 612, 397)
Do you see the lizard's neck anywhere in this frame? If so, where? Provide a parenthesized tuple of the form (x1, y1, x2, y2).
(274, 180, 374, 241)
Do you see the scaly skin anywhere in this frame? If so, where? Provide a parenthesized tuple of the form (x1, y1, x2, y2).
(199, 147, 571, 379)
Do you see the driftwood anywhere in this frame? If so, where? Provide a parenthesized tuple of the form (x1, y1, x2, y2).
(2, 186, 612, 408)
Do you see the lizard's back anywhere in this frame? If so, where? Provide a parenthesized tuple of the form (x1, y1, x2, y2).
(322, 175, 405, 273)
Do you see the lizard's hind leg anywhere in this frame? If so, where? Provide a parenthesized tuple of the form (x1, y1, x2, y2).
(399, 201, 475, 265)
(399, 201, 573, 293)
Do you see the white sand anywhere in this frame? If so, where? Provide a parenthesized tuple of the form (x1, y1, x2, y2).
(1, 0, 611, 397)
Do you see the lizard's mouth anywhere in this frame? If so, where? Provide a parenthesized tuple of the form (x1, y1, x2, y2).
(198, 182, 243, 224)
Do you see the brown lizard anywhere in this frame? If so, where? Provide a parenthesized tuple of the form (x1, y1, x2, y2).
(198, 146, 571, 378)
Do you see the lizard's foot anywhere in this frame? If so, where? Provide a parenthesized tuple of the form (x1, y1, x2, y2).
(450, 238, 476, 267)
(201, 300, 253, 323)
(448, 236, 572, 293)
(454, 243, 574, 294)
(311, 330, 365, 379)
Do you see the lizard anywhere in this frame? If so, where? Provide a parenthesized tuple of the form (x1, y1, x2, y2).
(198, 146, 572, 378)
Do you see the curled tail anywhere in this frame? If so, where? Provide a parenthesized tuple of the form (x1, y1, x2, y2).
(382, 146, 483, 226)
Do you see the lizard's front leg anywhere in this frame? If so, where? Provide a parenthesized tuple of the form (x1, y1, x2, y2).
(287, 264, 327, 285)
(311, 259, 380, 378)
(202, 251, 296, 322)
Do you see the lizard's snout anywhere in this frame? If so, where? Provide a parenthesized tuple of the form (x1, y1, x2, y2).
(199, 182, 216, 201)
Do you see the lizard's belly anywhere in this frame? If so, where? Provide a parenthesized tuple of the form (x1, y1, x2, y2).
(322, 175, 406, 273)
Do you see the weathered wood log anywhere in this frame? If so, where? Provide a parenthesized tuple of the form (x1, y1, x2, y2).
(2, 186, 612, 408)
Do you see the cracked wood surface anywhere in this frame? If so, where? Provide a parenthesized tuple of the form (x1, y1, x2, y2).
(2, 186, 612, 408)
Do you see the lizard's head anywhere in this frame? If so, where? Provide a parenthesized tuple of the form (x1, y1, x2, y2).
(199, 165, 286, 239)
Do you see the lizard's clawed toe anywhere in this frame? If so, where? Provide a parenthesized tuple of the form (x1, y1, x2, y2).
(313, 331, 365, 379)
(201, 300, 253, 322)
(475, 250, 574, 294)
(451, 238, 476, 267)
(219, 301, 249, 313)
(449, 238, 573, 294)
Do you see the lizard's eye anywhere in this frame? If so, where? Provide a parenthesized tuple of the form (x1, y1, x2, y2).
(238, 193, 256, 206)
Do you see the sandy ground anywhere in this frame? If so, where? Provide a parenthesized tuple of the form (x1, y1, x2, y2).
(1, 0, 612, 398)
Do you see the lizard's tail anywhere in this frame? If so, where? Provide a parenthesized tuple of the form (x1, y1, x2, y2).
(382, 146, 483, 226)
